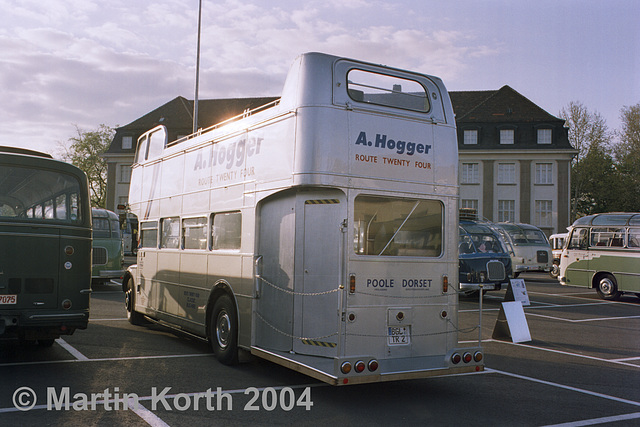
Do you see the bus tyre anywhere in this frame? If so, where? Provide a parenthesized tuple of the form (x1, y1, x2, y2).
(596, 274, 621, 301)
(210, 295, 239, 365)
(38, 339, 55, 347)
(125, 277, 146, 325)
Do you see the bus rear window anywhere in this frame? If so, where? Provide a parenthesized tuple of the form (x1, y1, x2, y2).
(0, 165, 82, 222)
(354, 196, 442, 257)
(347, 69, 429, 112)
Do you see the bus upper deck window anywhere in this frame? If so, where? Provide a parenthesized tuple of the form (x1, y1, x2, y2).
(347, 69, 430, 112)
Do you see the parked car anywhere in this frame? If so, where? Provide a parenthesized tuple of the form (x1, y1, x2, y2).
(490, 223, 552, 277)
(548, 232, 567, 278)
(458, 220, 513, 296)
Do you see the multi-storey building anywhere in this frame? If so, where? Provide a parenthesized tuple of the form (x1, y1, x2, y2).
(451, 85, 576, 235)
(103, 86, 576, 236)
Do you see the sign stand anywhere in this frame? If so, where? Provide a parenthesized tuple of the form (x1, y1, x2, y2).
(492, 279, 532, 343)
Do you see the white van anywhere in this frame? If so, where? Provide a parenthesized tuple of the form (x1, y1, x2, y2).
(548, 233, 567, 278)
(490, 223, 552, 277)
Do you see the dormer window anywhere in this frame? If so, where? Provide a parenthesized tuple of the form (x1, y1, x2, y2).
(499, 129, 514, 145)
(464, 130, 478, 145)
(122, 135, 133, 150)
(537, 128, 552, 144)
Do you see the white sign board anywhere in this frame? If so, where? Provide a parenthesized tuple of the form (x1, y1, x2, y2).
(509, 278, 530, 306)
(501, 301, 532, 343)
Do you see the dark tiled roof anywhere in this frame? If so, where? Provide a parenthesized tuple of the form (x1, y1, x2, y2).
(450, 85, 560, 123)
(106, 96, 279, 154)
(106, 86, 563, 155)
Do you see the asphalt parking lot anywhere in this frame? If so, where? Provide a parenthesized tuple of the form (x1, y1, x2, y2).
(1, 272, 639, 426)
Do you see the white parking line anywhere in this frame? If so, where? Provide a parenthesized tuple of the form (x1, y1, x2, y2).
(485, 339, 640, 369)
(0, 353, 212, 368)
(526, 312, 640, 323)
(488, 368, 640, 407)
(55, 338, 88, 361)
(542, 412, 640, 426)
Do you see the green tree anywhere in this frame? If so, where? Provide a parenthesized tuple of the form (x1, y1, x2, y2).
(59, 124, 114, 208)
(559, 102, 614, 220)
(614, 103, 640, 211)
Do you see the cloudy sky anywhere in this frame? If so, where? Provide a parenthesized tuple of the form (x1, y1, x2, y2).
(1, 0, 638, 155)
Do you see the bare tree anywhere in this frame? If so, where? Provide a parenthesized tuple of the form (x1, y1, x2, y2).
(58, 124, 114, 208)
(559, 102, 612, 220)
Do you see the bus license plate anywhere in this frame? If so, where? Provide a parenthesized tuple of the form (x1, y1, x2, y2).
(388, 326, 410, 345)
(0, 295, 17, 305)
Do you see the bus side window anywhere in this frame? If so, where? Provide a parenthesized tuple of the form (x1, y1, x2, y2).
(140, 222, 158, 248)
(629, 228, 640, 248)
(160, 217, 180, 249)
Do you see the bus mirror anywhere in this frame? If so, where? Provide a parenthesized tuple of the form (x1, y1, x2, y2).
(119, 213, 127, 228)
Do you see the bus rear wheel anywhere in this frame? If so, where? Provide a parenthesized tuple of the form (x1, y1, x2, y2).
(209, 295, 239, 365)
(125, 277, 146, 325)
(595, 274, 621, 301)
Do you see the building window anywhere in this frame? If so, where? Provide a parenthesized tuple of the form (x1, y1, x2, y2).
(461, 199, 479, 211)
(500, 129, 514, 145)
(464, 130, 478, 145)
(535, 163, 553, 184)
(119, 164, 132, 183)
(497, 163, 516, 184)
(461, 163, 479, 184)
(537, 129, 552, 144)
(535, 200, 552, 227)
(498, 200, 515, 222)
(122, 136, 133, 150)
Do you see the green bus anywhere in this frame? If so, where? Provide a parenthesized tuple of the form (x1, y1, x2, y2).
(0, 146, 91, 345)
(559, 213, 640, 300)
(91, 208, 124, 285)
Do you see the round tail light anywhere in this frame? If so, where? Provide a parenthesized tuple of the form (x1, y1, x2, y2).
(451, 353, 461, 364)
(368, 359, 379, 372)
(340, 362, 352, 374)
(463, 352, 473, 363)
(355, 360, 366, 373)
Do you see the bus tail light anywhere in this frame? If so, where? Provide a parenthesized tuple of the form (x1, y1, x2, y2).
(61, 299, 72, 310)
(340, 361, 352, 374)
(368, 359, 379, 372)
(355, 360, 366, 373)
(463, 352, 473, 363)
(451, 353, 461, 364)
(349, 274, 356, 294)
(474, 351, 483, 362)
(442, 275, 449, 293)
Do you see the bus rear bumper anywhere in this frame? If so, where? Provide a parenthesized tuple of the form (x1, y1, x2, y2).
(0, 311, 89, 340)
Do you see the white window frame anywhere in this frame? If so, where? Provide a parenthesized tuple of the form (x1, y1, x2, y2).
(498, 200, 515, 222)
(500, 129, 514, 145)
(119, 164, 132, 183)
(461, 163, 479, 184)
(122, 136, 133, 150)
(497, 163, 516, 184)
(537, 128, 552, 145)
(534, 200, 552, 227)
(463, 130, 478, 145)
(461, 199, 478, 211)
(535, 163, 553, 185)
